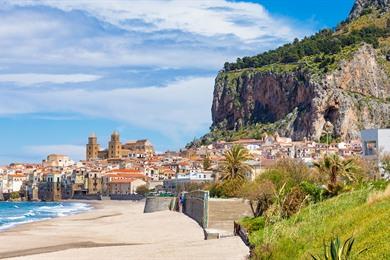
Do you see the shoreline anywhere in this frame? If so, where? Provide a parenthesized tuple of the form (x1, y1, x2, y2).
(0, 200, 248, 260)
(0, 200, 96, 232)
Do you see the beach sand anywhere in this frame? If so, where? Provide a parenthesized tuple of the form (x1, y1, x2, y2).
(0, 200, 249, 260)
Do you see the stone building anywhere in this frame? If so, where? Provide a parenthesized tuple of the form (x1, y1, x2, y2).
(108, 131, 122, 159)
(86, 131, 155, 161)
(43, 154, 74, 168)
(38, 172, 62, 201)
(122, 139, 155, 158)
(86, 133, 100, 161)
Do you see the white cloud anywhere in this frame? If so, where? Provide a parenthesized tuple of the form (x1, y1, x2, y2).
(0, 0, 313, 69)
(0, 73, 102, 85)
(6, 0, 305, 41)
(0, 77, 214, 144)
(23, 144, 85, 161)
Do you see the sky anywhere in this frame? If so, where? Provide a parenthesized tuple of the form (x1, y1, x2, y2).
(0, 0, 355, 164)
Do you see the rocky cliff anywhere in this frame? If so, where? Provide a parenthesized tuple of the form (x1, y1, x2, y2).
(211, 44, 390, 141)
(349, 0, 390, 20)
(208, 0, 390, 143)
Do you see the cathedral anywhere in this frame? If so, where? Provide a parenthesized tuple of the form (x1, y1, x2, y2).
(86, 131, 155, 161)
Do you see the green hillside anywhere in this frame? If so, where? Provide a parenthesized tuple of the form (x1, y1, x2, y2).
(244, 187, 390, 259)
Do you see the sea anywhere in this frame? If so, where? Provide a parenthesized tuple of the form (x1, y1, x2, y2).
(0, 201, 92, 231)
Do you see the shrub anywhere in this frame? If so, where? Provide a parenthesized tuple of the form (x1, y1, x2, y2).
(381, 153, 390, 174)
(240, 216, 265, 233)
(300, 181, 326, 203)
(208, 178, 246, 198)
(367, 184, 390, 205)
(241, 180, 275, 217)
(136, 185, 149, 196)
(10, 192, 20, 200)
(258, 158, 312, 192)
(281, 186, 307, 218)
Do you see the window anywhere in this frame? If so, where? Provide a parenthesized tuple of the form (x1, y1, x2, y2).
(364, 141, 377, 156)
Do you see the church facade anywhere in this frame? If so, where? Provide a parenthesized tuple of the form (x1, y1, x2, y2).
(86, 131, 154, 161)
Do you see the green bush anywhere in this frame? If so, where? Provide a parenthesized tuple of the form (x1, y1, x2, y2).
(10, 192, 20, 200)
(300, 181, 326, 203)
(240, 216, 265, 233)
(223, 25, 390, 72)
(208, 178, 246, 198)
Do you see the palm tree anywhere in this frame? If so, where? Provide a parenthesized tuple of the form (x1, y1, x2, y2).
(314, 154, 358, 194)
(220, 145, 253, 181)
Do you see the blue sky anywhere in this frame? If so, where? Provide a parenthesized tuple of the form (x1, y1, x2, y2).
(0, 0, 354, 164)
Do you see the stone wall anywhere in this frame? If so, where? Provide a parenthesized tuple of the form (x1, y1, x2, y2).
(72, 194, 102, 200)
(143, 196, 174, 213)
(183, 191, 209, 228)
(110, 194, 144, 201)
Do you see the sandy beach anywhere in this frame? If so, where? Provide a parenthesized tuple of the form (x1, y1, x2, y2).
(0, 200, 249, 260)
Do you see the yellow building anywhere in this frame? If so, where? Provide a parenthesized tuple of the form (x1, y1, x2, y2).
(85, 131, 155, 161)
(108, 131, 121, 159)
(86, 133, 100, 161)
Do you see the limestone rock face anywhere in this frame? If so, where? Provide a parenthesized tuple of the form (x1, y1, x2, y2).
(349, 0, 390, 20)
(211, 44, 390, 141)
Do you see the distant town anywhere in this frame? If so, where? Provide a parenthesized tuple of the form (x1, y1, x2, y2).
(0, 128, 388, 202)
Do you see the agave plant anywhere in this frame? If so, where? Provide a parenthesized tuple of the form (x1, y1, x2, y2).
(310, 236, 368, 260)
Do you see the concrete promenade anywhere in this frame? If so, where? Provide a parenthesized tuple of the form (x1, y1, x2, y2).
(0, 200, 249, 260)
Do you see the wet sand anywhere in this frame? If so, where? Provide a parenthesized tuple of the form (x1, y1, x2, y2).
(0, 200, 249, 260)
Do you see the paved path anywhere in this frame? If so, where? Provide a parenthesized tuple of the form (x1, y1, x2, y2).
(207, 198, 252, 236)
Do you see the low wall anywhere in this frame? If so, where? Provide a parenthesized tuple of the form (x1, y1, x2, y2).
(144, 196, 174, 213)
(72, 194, 102, 200)
(183, 190, 209, 228)
(234, 221, 251, 247)
(110, 194, 144, 201)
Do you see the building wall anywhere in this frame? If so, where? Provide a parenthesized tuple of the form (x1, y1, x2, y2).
(86, 136, 100, 161)
(378, 129, 390, 154)
(108, 133, 121, 159)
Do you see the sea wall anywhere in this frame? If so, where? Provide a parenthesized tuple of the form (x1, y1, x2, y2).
(183, 191, 209, 228)
(110, 194, 144, 201)
(72, 194, 102, 200)
(143, 196, 174, 213)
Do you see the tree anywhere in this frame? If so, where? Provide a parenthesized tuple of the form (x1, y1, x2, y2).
(241, 180, 275, 217)
(381, 153, 390, 174)
(136, 185, 149, 196)
(220, 145, 253, 181)
(314, 154, 358, 195)
(203, 153, 212, 170)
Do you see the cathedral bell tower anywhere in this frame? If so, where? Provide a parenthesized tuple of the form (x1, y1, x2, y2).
(108, 131, 121, 159)
(86, 133, 100, 161)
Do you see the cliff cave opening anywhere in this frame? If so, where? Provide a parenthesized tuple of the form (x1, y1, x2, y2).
(324, 106, 339, 125)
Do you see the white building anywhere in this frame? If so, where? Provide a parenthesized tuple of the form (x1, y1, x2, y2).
(43, 154, 74, 168)
(361, 128, 390, 179)
(361, 129, 390, 156)
(176, 170, 214, 182)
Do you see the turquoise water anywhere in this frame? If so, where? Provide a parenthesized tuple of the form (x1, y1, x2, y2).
(0, 202, 92, 230)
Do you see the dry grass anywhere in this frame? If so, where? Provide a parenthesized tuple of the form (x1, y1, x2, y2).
(367, 184, 390, 205)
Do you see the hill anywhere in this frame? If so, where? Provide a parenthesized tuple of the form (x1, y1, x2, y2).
(189, 0, 390, 147)
(245, 187, 390, 259)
